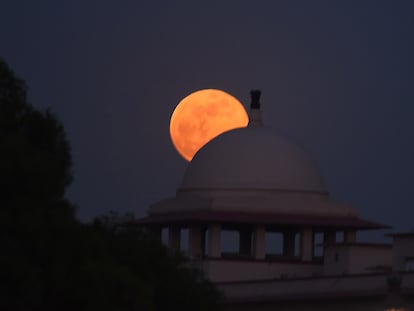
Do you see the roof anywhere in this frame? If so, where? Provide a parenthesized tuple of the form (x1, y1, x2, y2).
(134, 211, 389, 230)
(180, 126, 326, 193)
(149, 191, 358, 218)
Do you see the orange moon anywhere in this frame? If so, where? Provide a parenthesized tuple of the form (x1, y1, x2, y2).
(170, 89, 248, 161)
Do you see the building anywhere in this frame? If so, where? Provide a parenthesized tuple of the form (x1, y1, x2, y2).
(137, 90, 414, 310)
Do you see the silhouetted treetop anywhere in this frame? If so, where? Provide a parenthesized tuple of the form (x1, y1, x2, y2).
(0, 58, 72, 201)
(0, 59, 27, 129)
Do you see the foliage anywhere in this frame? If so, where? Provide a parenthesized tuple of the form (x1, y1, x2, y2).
(0, 63, 72, 202)
(0, 58, 220, 311)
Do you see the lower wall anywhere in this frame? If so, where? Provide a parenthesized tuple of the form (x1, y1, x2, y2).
(217, 272, 414, 311)
(197, 258, 322, 282)
(224, 296, 414, 311)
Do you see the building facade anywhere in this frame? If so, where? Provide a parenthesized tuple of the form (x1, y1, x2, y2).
(138, 91, 414, 310)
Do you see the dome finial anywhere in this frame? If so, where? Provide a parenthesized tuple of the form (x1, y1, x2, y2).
(250, 90, 261, 109)
(248, 89, 263, 127)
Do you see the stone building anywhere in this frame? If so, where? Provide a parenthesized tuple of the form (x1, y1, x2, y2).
(137, 91, 414, 310)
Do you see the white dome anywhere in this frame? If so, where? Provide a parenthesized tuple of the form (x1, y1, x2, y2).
(180, 126, 326, 193)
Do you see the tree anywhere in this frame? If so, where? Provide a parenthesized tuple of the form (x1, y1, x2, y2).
(0, 58, 220, 311)
(0, 60, 72, 202)
(0, 58, 80, 310)
(93, 213, 221, 311)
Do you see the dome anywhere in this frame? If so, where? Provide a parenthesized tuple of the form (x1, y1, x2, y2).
(180, 126, 326, 193)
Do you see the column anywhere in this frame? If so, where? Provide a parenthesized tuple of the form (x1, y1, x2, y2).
(283, 230, 296, 258)
(344, 230, 356, 243)
(300, 228, 313, 262)
(239, 227, 252, 256)
(324, 230, 336, 246)
(189, 225, 203, 259)
(168, 226, 180, 251)
(208, 223, 221, 258)
(200, 227, 206, 257)
(254, 225, 265, 260)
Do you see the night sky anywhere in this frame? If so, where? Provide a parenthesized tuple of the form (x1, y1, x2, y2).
(2, 1, 414, 240)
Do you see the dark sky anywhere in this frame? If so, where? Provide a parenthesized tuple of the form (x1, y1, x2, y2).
(2, 1, 414, 240)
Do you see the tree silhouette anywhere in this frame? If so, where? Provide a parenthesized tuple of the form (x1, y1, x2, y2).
(0, 58, 220, 311)
(0, 60, 72, 203)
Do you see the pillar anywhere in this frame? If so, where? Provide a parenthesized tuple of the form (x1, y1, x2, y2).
(344, 230, 356, 243)
(200, 227, 206, 256)
(300, 228, 313, 262)
(254, 225, 265, 259)
(189, 225, 203, 259)
(239, 227, 252, 256)
(283, 230, 296, 258)
(208, 223, 221, 258)
(324, 230, 336, 246)
(168, 226, 180, 251)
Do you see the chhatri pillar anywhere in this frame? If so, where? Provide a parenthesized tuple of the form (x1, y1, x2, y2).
(344, 229, 356, 243)
(324, 230, 336, 245)
(254, 225, 266, 259)
(189, 225, 203, 259)
(239, 227, 253, 256)
(208, 223, 221, 258)
(283, 230, 296, 258)
(300, 228, 314, 262)
(168, 226, 180, 251)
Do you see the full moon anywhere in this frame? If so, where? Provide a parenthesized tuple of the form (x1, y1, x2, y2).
(170, 89, 249, 161)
